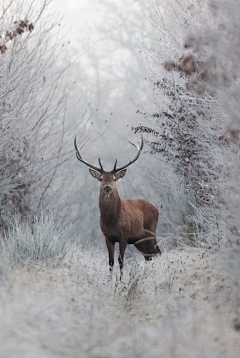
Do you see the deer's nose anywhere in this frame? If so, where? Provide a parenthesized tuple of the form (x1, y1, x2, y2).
(104, 185, 112, 193)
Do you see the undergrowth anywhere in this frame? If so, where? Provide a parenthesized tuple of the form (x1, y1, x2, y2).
(0, 212, 75, 271)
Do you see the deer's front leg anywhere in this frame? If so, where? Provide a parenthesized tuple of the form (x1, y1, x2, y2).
(105, 237, 115, 275)
(118, 239, 127, 280)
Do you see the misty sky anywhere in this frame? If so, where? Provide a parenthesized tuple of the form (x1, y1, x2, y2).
(53, 0, 149, 158)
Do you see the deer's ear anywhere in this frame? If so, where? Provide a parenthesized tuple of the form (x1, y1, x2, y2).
(115, 169, 127, 181)
(89, 169, 102, 181)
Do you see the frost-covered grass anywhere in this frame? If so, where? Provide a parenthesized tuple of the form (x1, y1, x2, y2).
(0, 214, 239, 357)
(0, 224, 239, 358)
(0, 212, 74, 272)
(186, 203, 220, 249)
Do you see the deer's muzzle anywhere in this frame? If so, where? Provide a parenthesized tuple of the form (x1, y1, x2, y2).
(103, 185, 112, 194)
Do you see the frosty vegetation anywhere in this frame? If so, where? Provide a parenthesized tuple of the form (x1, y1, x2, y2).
(0, 0, 239, 357)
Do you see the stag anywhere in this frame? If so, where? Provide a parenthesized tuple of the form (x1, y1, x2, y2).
(74, 136, 161, 277)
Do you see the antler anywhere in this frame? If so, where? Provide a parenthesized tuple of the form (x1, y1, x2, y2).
(74, 136, 104, 172)
(112, 136, 144, 173)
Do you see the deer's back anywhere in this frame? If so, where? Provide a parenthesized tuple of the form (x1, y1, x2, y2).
(120, 198, 159, 235)
(123, 198, 158, 222)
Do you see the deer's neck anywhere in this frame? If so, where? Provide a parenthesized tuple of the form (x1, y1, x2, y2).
(99, 188, 121, 227)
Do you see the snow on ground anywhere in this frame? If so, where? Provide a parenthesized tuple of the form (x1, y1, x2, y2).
(0, 245, 239, 358)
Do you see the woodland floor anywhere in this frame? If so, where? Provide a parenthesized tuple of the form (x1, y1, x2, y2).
(0, 245, 239, 358)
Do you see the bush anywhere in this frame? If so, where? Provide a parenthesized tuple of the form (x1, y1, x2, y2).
(0, 212, 75, 268)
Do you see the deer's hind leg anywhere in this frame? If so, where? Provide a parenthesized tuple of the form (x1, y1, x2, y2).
(144, 213, 161, 257)
(134, 228, 161, 261)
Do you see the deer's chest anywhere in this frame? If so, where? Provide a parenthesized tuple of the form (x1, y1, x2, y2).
(100, 210, 143, 240)
(100, 221, 123, 240)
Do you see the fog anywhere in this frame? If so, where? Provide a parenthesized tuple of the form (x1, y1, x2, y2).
(0, 0, 239, 357)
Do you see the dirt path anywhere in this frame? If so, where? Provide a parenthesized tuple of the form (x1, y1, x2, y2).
(0, 247, 239, 358)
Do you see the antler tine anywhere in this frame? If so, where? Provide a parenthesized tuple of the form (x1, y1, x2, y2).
(74, 136, 104, 173)
(129, 140, 138, 148)
(113, 159, 117, 171)
(98, 158, 103, 171)
(111, 136, 144, 173)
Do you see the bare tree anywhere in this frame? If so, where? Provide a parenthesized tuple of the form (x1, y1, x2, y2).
(135, 0, 223, 246)
(172, 0, 240, 242)
(0, 0, 74, 229)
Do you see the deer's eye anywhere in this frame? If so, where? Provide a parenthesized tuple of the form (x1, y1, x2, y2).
(100, 176, 103, 181)
(113, 176, 116, 181)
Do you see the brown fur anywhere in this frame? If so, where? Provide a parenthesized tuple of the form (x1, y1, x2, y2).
(97, 173, 161, 276)
(74, 135, 160, 276)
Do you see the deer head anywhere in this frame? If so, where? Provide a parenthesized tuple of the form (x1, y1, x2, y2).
(74, 136, 144, 197)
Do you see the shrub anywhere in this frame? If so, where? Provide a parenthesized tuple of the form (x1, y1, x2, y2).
(0, 212, 75, 268)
